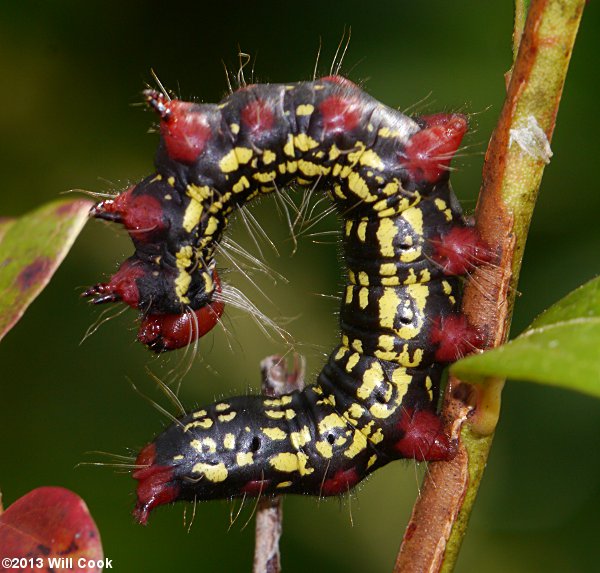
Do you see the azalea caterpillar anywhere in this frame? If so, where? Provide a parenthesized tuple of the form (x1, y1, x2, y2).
(84, 76, 491, 523)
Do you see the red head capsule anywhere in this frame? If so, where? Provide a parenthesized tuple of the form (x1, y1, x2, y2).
(137, 271, 225, 352)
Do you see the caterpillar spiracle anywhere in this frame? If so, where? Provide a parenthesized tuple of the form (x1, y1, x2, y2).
(84, 76, 492, 524)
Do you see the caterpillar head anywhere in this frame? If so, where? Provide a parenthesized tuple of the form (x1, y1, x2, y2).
(83, 258, 224, 352)
(137, 272, 224, 352)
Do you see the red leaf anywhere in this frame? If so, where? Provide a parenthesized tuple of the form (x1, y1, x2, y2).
(0, 487, 103, 572)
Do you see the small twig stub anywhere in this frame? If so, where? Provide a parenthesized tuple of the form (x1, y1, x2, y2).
(253, 355, 305, 573)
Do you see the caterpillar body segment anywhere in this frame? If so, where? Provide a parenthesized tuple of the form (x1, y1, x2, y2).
(84, 75, 492, 521)
(133, 357, 452, 525)
(85, 175, 221, 313)
(86, 77, 485, 351)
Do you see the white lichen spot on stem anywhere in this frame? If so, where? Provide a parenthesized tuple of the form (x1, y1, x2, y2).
(509, 115, 553, 164)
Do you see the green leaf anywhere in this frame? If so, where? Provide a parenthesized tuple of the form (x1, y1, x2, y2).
(0, 199, 92, 342)
(451, 276, 600, 397)
(529, 276, 600, 327)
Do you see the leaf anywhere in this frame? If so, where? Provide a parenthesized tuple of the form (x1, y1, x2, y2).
(529, 276, 600, 327)
(451, 276, 600, 397)
(0, 487, 103, 572)
(0, 199, 92, 343)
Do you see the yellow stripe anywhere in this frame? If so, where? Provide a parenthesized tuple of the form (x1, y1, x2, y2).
(182, 200, 203, 232)
(192, 462, 228, 482)
(296, 104, 314, 116)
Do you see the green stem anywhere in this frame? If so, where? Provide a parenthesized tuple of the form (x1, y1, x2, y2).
(513, 0, 530, 62)
(394, 1, 585, 571)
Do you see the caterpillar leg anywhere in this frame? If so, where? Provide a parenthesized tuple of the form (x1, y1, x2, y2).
(429, 313, 486, 363)
(430, 226, 495, 275)
(393, 409, 457, 461)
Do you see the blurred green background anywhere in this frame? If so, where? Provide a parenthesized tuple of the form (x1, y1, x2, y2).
(1, 1, 598, 571)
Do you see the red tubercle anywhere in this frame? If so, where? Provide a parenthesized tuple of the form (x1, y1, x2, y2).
(400, 113, 468, 184)
(132, 443, 178, 525)
(107, 260, 146, 306)
(124, 194, 167, 240)
(82, 258, 146, 307)
(240, 99, 275, 135)
(160, 104, 211, 164)
(91, 186, 167, 242)
(321, 467, 360, 495)
(319, 95, 361, 134)
(145, 89, 211, 164)
(393, 409, 456, 462)
(137, 271, 225, 352)
(240, 479, 271, 496)
(320, 75, 358, 88)
(430, 226, 494, 275)
(430, 313, 485, 363)
(133, 443, 158, 477)
(89, 186, 134, 224)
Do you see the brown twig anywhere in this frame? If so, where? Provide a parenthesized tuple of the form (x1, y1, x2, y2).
(394, 1, 585, 571)
(253, 355, 305, 573)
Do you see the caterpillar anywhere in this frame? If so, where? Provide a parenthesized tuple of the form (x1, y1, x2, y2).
(84, 76, 492, 524)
